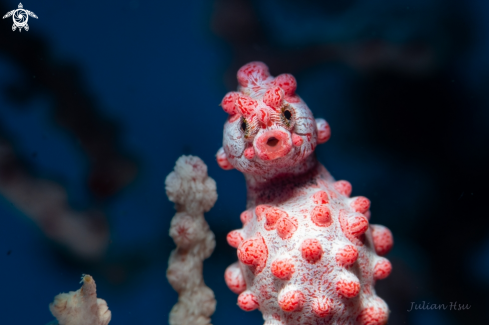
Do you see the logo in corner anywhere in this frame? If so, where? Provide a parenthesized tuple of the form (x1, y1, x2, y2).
(3, 3, 37, 32)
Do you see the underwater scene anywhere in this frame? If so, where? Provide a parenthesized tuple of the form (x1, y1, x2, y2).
(1, 0, 488, 324)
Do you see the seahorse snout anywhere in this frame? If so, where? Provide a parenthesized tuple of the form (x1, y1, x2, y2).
(255, 130, 292, 161)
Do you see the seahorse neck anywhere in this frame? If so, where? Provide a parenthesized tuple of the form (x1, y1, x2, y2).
(244, 154, 328, 207)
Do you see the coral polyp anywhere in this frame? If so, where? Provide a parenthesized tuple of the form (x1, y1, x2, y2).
(218, 62, 393, 325)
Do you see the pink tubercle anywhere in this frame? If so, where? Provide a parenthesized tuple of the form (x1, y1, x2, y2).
(278, 290, 305, 312)
(316, 118, 331, 144)
(356, 306, 388, 325)
(291, 133, 303, 147)
(349, 215, 369, 237)
(240, 210, 253, 225)
(225, 263, 247, 294)
(221, 91, 240, 115)
(301, 238, 323, 264)
(237, 291, 260, 311)
(276, 216, 298, 239)
(334, 180, 352, 197)
(335, 245, 359, 267)
(371, 225, 394, 256)
(257, 108, 271, 127)
(264, 207, 288, 230)
(237, 62, 270, 88)
(255, 204, 271, 222)
(235, 94, 258, 118)
(237, 234, 268, 274)
(351, 196, 371, 214)
(227, 230, 244, 248)
(263, 86, 284, 111)
(216, 147, 234, 170)
(310, 205, 332, 227)
(271, 258, 295, 280)
(336, 279, 360, 298)
(374, 258, 392, 280)
(312, 191, 329, 204)
(339, 210, 368, 246)
(244, 146, 255, 160)
(273, 73, 299, 103)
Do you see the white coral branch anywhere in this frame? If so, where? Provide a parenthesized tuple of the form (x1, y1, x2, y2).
(49, 274, 111, 325)
(165, 156, 217, 325)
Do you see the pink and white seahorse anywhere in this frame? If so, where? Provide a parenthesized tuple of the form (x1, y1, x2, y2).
(216, 62, 394, 325)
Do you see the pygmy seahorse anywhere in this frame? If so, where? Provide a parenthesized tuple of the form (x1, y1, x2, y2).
(217, 62, 394, 325)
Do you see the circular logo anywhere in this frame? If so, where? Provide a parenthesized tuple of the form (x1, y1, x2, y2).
(13, 9, 27, 27)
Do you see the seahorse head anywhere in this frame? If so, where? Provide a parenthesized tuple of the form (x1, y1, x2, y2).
(217, 62, 331, 175)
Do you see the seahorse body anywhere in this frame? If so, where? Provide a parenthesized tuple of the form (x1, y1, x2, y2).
(217, 62, 393, 325)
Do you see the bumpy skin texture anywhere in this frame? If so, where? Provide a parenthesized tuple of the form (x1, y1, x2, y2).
(218, 62, 394, 325)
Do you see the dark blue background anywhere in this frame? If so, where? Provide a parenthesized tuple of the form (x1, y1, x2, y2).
(0, 0, 488, 324)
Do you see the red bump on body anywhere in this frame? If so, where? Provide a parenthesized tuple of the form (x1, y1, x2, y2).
(225, 262, 246, 294)
(374, 258, 392, 280)
(276, 216, 298, 239)
(351, 196, 371, 214)
(235, 94, 258, 118)
(227, 230, 244, 248)
(291, 133, 303, 146)
(237, 291, 259, 311)
(257, 108, 271, 127)
(356, 307, 388, 325)
(336, 279, 360, 298)
(244, 146, 255, 160)
(312, 296, 333, 318)
(349, 215, 369, 237)
(301, 238, 323, 264)
(334, 180, 352, 197)
(339, 210, 366, 246)
(255, 204, 271, 222)
(278, 290, 305, 312)
(271, 258, 295, 280)
(273, 73, 299, 103)
(311, 205, 332, 227)
(263, 86, 284, 111)
(264, 207, 288, 231)
(240, 210, 253, 225)
(336, 245, 359, 267)
(316, 118, 331, 144)
(371, 225, 394, 256)
(237, 61, 270, 87)
(237, 234, 268, 274)
(216, 147, 234, 170)
(312, 191, 329, 204)
(221, 91, 239, 115)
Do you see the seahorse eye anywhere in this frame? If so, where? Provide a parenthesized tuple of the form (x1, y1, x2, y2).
(284, 110, 292, 120)
(280, 106, 295, 128)
(241, 120, 247, 132)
